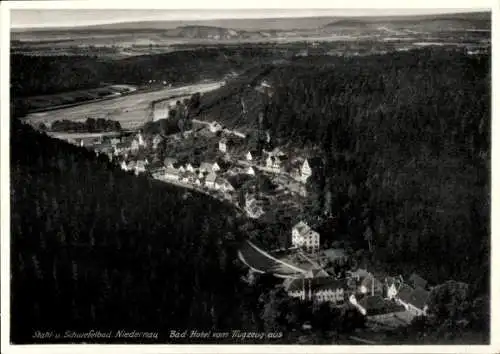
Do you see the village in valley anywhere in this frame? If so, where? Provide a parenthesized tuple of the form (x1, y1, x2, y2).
(51, 81, 434, 338)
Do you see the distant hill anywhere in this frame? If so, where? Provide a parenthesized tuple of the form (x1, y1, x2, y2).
(162, 25, 258, 40)
(321, 11, 491, 32)
(11, 11, 490, 40)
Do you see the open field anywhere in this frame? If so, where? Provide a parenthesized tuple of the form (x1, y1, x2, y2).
(19, 84, 138, 112)
(23, 81, 224, 130)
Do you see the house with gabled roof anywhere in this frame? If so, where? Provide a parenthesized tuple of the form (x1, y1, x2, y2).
(395, 284, 430, 316)
(246, 166, 256, 176)
(185, 163, 195, 173)
(200, 162, 214, 174)
(300, 157, 324, 183)
(246, 151, 255, 161)
(292, 221, 320, 252)
(265, 155, 280, 171)
(212, 162, 221, 172)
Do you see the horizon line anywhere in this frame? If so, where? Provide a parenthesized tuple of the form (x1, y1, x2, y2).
(10, 8, 490, 30)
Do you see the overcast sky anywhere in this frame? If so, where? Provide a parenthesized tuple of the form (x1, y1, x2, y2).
(10, 8, 489, 29)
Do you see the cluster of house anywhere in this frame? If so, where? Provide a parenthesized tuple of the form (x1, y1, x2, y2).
(219, 137, 322, 184)
(120, 158, 150, 176)
(192, 119, 246, 139)
(69, 130, 164, 166)
(153, 157, 236, 194)
(280, 221, 431, 323)
(291, 221, 321, 252)
(113, 131, 163, 157)
(284, 267, 431, 322)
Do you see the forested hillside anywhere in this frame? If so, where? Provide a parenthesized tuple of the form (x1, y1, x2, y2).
(10, 46, 277, 98)
(10, 120, 264, 343)
(197, 48, 491, 296)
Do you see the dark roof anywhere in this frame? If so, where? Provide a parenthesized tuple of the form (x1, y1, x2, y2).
(406, 287, 430, 310)
(397, 284, 414, 303)
(409, 273, 428, 289)
(306, 157, 324, 168)
(397, 283, 430, 310)
(287, 278, 306, 292)
(358, 296, 406, 316)
(311, 277, 347, 291)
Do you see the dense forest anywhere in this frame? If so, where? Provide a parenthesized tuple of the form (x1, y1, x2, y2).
(198, 48, 490, 298)
(10, 120, 253, 343)
(49, 118, 122, 133)
(10, 45, 490, 343)
(10, 46, 278, 97)
(11, 120, 373, 344)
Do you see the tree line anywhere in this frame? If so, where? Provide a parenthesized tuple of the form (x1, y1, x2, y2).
(48, 118, 122, 133)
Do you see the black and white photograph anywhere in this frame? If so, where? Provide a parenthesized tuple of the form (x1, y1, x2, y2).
(1, 0, 495, 352)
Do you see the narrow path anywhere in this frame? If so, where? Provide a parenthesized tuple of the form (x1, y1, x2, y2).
(247, 240, 309, 275)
